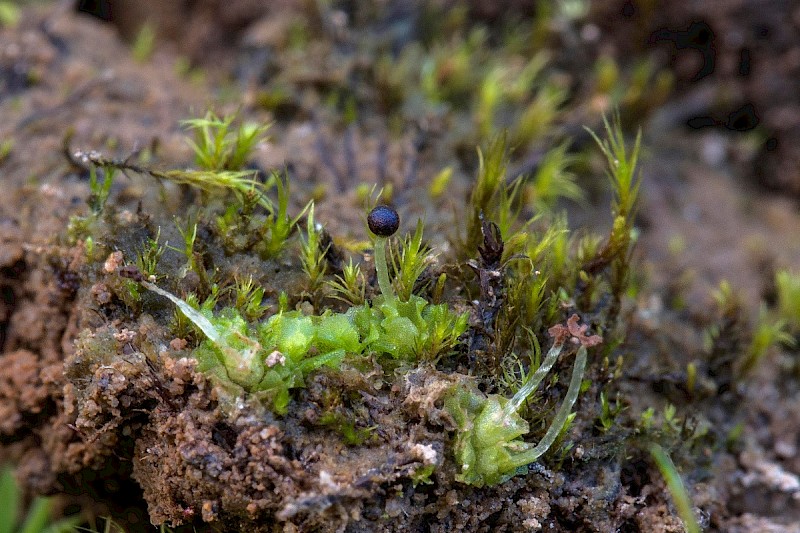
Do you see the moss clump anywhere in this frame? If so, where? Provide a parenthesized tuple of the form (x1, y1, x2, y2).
(144, 205, 468, 413)
(66, 99, 684, 533)
(446, 314, 602, 486)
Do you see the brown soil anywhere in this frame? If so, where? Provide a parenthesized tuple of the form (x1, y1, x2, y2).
(1, 1, 800, 532)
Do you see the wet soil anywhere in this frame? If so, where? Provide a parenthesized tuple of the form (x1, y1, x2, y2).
(2, 1, 800, 532)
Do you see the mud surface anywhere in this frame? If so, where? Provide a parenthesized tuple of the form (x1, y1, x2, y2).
(1, 2, 800, 532)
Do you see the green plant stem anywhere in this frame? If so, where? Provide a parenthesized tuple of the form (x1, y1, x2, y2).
(649, 443, 701, 533)
(503, 341, 564, 417)
(143, 281, 263, 387)
(143, 281, 222, 345)
(374, 237, 395, 302)
(510, 344, 587, 468)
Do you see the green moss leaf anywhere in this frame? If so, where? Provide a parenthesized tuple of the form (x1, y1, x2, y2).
(316, 314, 361, 354)
(261, 313, 315, 361)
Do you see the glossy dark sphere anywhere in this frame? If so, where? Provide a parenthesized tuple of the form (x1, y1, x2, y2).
(367, 205, 399, 237)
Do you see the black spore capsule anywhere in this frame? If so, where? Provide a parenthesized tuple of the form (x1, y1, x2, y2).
(368, 205, 399, 237)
